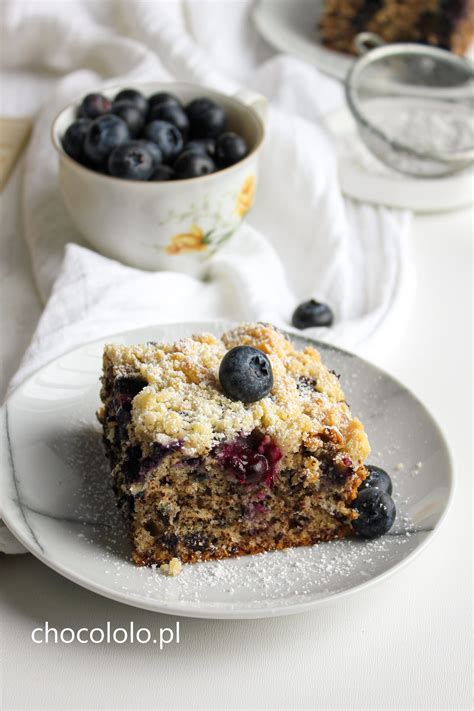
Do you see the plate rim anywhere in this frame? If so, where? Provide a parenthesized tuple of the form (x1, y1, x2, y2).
(1, 320, 455, 619)
(252, 0, 354, 81)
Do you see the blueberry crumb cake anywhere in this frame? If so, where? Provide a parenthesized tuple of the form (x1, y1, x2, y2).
(98, 324, 395, 570)
(319, 0, 474, 56)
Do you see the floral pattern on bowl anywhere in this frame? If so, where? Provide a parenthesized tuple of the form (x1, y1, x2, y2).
(163, 174, 256, 259)
(236, 175, 256, 217)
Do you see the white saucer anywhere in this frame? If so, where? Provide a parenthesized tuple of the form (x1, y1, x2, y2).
(0, 322, 452, 619)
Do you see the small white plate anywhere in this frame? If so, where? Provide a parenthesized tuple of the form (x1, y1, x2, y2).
(1, 322, 452, 619)
(323, 106, 474, 212)
(253, 0, 353, 81)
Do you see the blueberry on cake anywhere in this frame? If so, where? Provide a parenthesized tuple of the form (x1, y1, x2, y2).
(98, 324, 375, 567)
(319, 0, 474, 56)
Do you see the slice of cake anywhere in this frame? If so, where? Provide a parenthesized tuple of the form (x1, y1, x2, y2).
(319, 0, 474, 56)
(98, 324, 371, 567)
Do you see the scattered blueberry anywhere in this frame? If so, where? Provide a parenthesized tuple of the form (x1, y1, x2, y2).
(215, 132, 248, 168)
(114, 88, 148, 115)
(144, 120, 183, 163)
(173, 150, 215, 179)
(84, 114, 130, 167)
(351, 488, 396, 539)
(292, 300, 334, 329)
(62, 118, 91, 163)
(108, 141, 155, 180)
(219, 346, 273, 403)
(78, 93, 112, 120)
(186, 98, 226, 138)
(359, 465, 393, 495)
(148, 103, 189, 137)
(148, 92, 181, 113)
(183, 138, 216, 157)
(149, 164, 175, 181)
(110, 101, 145, 137)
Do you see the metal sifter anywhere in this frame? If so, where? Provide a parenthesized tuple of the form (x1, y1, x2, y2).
(345, 33, 474, 178)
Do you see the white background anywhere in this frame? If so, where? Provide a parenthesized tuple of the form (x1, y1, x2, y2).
(0, 152, 472, 708)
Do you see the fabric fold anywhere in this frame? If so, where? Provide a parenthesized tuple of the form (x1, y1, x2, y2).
(0, 0, 414, 554)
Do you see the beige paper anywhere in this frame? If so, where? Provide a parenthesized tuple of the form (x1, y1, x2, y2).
(0, 117, 32, 190)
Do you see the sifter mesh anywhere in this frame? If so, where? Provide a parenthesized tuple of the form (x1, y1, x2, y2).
(345, 35, 474, 178)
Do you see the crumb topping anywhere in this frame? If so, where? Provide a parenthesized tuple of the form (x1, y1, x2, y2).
(103, 324, 370, 463)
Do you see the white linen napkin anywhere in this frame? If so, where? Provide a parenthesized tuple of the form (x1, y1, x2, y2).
(0, 0, 414, 553)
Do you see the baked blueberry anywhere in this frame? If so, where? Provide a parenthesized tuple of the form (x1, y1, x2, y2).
(351, 488, 396, 539)
(149, 164, 175, 181)
(182, 138, 216, 157)
(292, 300, 334, 329)
(84, 114, 130, 167)
(62, 118, 91, 163)
(144, 120, 183, 163)
(114, 88, 148, 115)
(217, 433, 282, 486)
(148, 92, 182, 113)
(110, 101, 145, 137)
(139, 140, 164, 168)
(108, 141, 155, 180)
(215, 132, 248, 167)
(173, 150, 215, 179)
(186, 98, 226, 138)
(359, 465, 393, 495)
(219, 346, 273, 403)
(78, 93, 112, 120)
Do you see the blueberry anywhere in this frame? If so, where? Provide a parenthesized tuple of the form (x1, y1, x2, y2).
(359, 465, 393, 495)
(186, 98, 226, 138)
(110, 101, 144, 137)
(78, 93, 112, 120)
(148, 104, 189, 137)
(173, 150, 215, 179)
(215, 132, 248, 167)
(351, 488, 396, 539)
(138, 140, 163, 168)
(84, 114, 130, 167)
(114, 88, 148, 115)
(144, 120, 183, 163)
(108, 141, 155, 180)
(219, 346, 273, 403)
(292, 300, 334, 329)
(183, 138, 216, 157)
(150, 164, 175, 181)
(62, 118, 91, 163)
(148, 92, 182, 113)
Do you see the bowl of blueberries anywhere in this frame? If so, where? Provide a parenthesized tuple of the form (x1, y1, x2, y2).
(52, 82, 266, 274)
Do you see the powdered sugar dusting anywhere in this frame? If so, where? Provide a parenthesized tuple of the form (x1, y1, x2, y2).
(59, 417, 422, 611)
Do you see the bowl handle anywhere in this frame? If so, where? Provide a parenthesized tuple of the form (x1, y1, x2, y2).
(233, 88, 267, 123)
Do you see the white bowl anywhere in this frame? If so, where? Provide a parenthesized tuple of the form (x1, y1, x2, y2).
(51, 82, 266, 276)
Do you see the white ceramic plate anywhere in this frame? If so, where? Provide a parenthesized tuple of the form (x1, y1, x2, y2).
(323, 106, 474, 212)
(1, 322, 452, 619)
(253, 0, 353, 81)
